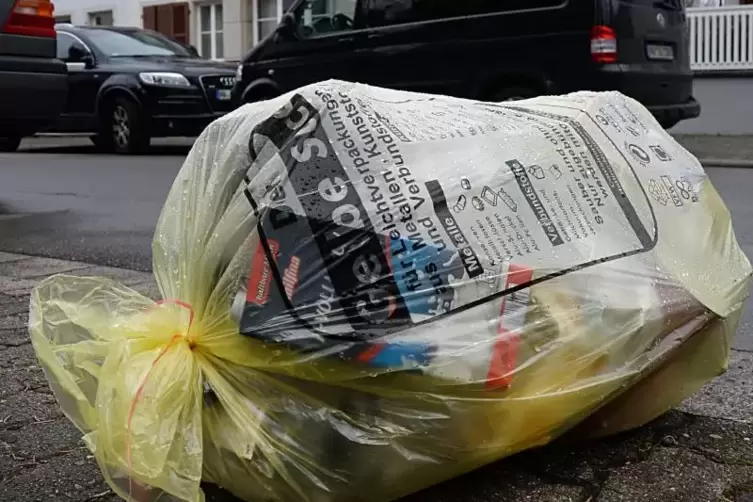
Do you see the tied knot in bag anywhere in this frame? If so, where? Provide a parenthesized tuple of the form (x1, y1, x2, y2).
(126, 299, 196, 500)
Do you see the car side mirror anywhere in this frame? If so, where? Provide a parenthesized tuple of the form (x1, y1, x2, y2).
(189, 45, 200, 57)
(68, 45, 94, 68)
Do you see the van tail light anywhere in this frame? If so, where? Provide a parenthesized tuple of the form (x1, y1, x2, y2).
(1, 0, 56, 38)
(591, 25, 617, 63)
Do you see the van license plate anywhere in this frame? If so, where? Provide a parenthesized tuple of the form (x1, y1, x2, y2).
(647, 44, 674, 61)
(216, 89, 232, 101)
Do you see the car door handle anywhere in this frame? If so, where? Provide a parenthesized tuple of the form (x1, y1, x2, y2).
(338, 36, 356, 43)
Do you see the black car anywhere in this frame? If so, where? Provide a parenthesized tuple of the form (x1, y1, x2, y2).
(234, 0, 699, 129)
(0, 0, 67, 152)
(52, 25, 237, 154)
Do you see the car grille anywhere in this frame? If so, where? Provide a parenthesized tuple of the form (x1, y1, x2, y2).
(199, 75, 236, 113)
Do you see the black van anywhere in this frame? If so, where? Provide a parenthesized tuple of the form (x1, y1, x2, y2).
(233, 0, 699, 129)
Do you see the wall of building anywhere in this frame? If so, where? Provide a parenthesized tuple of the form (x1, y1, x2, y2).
(53, 0, 249, 61)
(692, 0, 736, 5)
(222, 0, 251, 61)
(688, 0, 749, 6)
(53, 0, 142, 26)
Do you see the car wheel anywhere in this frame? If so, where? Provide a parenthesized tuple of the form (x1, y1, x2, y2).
(490, 86, 538, 102)
(106, 97, 149, 154)
(0, 136, 22, 152)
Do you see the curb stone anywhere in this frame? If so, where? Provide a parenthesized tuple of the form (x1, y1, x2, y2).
(0, 252, 156, 300)
(12, 132, 753, 169)
(0, 252, 751, 502)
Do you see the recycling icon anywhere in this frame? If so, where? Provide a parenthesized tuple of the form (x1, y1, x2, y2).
(528, 165, 546, 180)
(648, 179, 669, 206)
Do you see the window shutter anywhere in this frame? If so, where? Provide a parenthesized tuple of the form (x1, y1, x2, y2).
(156, 4, 175, 37)
(172, 3, 190, 44)
(143, 3, 190, 44)
(142, 6, 157, 30)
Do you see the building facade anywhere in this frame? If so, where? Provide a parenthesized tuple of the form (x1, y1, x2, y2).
(54, 0, 749, 62)
(690, 0, 753, 5)
(52, 0, 297, 61)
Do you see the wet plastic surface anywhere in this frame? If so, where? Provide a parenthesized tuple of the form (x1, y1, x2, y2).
(29, 81, 752, 502)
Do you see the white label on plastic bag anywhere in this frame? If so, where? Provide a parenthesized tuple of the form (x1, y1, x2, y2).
(238, 84, 658, 374)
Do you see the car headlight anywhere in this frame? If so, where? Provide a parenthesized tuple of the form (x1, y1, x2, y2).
(235, 64, 243, 82)
(139, 72, 191, 87)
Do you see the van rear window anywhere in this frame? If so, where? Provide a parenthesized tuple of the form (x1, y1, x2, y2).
(363, 0, 568, 27)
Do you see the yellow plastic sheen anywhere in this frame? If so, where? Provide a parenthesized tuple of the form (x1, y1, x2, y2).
(29, 81, 752, 502)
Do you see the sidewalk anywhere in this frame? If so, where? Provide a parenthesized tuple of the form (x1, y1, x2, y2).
(673, 134, 753, 168)
(18, 134, 753, 169)
(17, 135, 196, 154)
(0, 252, 751, 502)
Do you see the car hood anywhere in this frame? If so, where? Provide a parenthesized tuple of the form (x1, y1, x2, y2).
(111, 56, 237, 76)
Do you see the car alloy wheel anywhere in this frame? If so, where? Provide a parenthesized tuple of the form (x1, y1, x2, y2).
(98, 96, 149, 154)
(112, 104, 131, 150)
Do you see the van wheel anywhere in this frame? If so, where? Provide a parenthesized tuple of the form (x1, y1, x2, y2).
(490, 87, 538, 102)
(0, 136, 22, 152)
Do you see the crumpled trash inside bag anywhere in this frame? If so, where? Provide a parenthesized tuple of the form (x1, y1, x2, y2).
(29, 80, 751, 502)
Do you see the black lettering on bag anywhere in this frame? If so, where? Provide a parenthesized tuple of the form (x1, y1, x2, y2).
(507, 159, 565, 247)
(426, 180, 485, 279)
(248, 94, 410, 333)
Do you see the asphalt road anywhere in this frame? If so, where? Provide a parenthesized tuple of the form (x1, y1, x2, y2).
(1, 137, 752, 352)
(0, 137, 190, 271)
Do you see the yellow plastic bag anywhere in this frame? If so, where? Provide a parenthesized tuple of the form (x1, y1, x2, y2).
(29, 81, 751, 502)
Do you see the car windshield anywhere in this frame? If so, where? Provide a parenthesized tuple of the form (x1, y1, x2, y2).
(86, 29, 194, 58)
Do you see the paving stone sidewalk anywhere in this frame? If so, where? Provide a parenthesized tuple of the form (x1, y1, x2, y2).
(674, 134, 753, 166)
(0, 252, 751, 502)
(17, 134, 753, 168)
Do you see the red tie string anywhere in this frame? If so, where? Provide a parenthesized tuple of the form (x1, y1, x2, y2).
(125, 299, 195, 501)
(155, 299, 195, 332)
